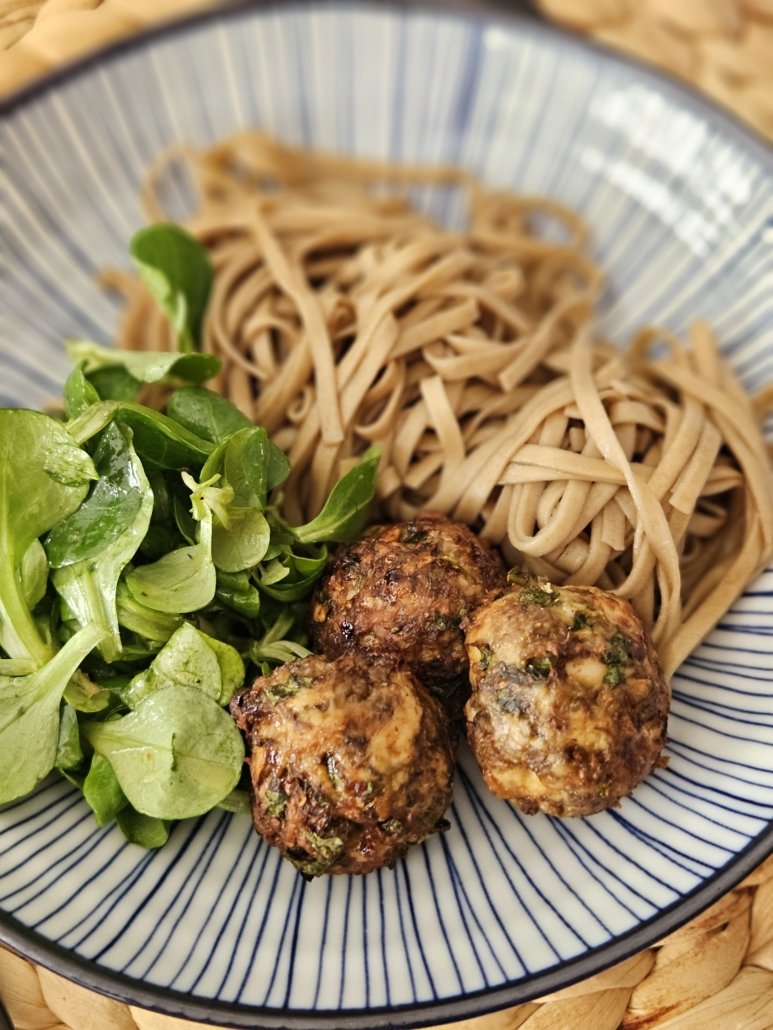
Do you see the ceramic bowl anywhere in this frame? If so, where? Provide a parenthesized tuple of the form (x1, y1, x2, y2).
(1, 3, 771, 1026)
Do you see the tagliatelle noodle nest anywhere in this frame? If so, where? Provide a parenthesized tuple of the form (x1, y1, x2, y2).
(104, 132, 773, 678)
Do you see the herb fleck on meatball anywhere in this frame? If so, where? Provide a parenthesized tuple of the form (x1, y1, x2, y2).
(230, 653, 455, 876)
(310, 512, 507, 716)
(464, 576, 670, 817)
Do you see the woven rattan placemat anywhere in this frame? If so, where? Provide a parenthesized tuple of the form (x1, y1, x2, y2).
(1, 2, 772, 1028)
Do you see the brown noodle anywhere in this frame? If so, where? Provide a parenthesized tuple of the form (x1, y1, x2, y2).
(105, 132, 773, 678)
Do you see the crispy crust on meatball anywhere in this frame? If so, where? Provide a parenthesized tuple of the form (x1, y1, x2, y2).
(230, 653, 455, 876)
(310, 512, 507, 715)
(464, 577, 670, 817)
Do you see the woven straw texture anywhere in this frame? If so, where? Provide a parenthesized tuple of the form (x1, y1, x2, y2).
(537, 0, 773, 139)
(1, 1, 772, 1028)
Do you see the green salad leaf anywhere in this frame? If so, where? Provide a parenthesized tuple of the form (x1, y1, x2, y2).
(211, 507, 271, 573)
(48, 423, 154, 662)
(63, 364, 101, 420)
(257, 546, 330, 602)
(199, 428, 284, 573)
(124, 472, 217, 613)
(67, 340, 220, 387)
(217, 788, 252, 815)
(55, 702, 83, 770)
(293, 445, 380, 543)
(83, 753, 127, 826)
(84, 685, 244, 820)
(0, 410, 96, 666)
(130, 224, 213, 353)
(115, 808, 170, 848)
(115, 581, 181, 644)
(166, 386, 253, 443)
(63, 669, 113, 713)
(46, 423, 149, 568)
(88, 366, 143, 403)
(0, 623, 104, 804)
(67, 400, 215, 469)
(214, 569, 261, 618)
(216, 426, 291, 503)
(123, 622, 243, 709)
(124, 523, 216, 613)
(20, 541, 49, 610)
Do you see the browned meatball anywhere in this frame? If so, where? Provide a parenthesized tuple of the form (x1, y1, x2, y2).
(230, 653, 455, 876)
(310, 512, 507, 716)
(464, 576, 670, 817)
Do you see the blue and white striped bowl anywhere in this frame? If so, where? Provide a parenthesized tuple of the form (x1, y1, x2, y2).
(1, 3, 771, 1026)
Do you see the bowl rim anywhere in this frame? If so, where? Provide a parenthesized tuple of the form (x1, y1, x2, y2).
(1, 834, 772, 1028)
(0, 0, 772, 168)
(1, 1, 772, 1027)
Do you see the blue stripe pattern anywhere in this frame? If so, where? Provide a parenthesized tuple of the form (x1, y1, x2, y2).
(1, 3, 771, 1024)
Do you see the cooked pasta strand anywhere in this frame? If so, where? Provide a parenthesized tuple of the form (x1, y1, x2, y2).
(110, 133, 773, 678)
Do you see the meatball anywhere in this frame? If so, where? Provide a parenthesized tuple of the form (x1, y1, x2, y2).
(310, 512, 507, 716)
(230, 653, 455, 876)
(464, 575, 670, 817)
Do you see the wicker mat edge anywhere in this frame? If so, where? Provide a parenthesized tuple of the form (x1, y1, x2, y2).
(1, 1, 772, 1028)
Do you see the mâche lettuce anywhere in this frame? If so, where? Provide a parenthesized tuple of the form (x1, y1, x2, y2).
(0, 225, 380, 845)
